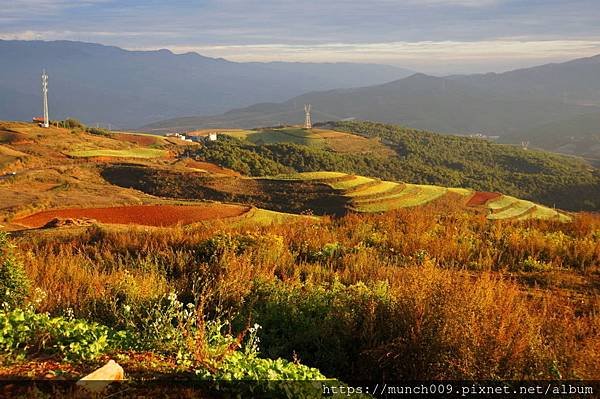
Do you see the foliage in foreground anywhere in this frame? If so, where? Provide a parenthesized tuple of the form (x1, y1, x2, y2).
(0, 231, 30, 308)
(0, 306, 116, 362)
(8, 206, 600, 381)
(1, 232, 326, 396)
(0, 303, 327, 396)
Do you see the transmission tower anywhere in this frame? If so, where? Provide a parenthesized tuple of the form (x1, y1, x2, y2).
(304, 104, 312, 129)
(41, 70, 49, 128)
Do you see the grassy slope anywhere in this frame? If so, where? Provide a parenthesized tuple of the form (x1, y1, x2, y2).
(197, 126, 394, 155)
(67, 148, 169, 159)
(190, 121, 600, 211)
(0, 121, 307, 229)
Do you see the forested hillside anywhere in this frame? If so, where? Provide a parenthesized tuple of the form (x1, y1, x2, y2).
(187, 121, 600, 211)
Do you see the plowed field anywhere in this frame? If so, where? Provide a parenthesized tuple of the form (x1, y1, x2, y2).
(467, 192, 502, 206)
(14, 204, 250, 227)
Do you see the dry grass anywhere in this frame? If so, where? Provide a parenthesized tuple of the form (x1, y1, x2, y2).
(10, 205, 599, 379)
(66, 148, 169, 159)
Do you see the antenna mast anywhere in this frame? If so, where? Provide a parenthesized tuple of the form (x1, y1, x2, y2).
(304, 104, 312, 129)
(41, 70, 49, 128)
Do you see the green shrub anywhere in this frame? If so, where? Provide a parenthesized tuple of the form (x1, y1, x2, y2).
(86, 127, 112, 137)
(520, 256, 552, 272)
(0, 232, 30, 308)
(235, 280, 394, 379)
(113, 292, 197, 359)
(196, 322, 328, 398)
(62, 118, 84, 129)
(0, 307, 122, 362)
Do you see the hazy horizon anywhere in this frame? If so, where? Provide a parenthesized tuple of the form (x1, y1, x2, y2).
(2, 1, 600, 75)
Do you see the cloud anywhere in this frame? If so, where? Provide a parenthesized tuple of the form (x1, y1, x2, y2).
(130, 39, 600, 73)
(402, 0, 501, 6)
(2, 0, 600, 73)
(0, 0, 112, 21)
(144, 39, 600, 61)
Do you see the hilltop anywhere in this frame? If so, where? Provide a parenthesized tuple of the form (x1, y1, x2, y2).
(0, 120, 309, 230)
(0, 119, 590, 231)
(176, 121, 600, 211)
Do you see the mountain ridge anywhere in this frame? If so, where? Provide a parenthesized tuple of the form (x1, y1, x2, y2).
(0, 40, 413, 128)
(142, 71, 600, 136)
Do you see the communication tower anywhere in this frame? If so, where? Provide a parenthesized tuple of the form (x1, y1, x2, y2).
(41, 70, 49, 128)
(304, 104, 312, 129)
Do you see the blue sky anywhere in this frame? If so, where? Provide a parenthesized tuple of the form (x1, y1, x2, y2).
(2, 0, 600, 73)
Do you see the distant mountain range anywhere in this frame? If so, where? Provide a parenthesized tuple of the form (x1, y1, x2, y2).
(3, 40, 600, 162)
(143, 73, 597, 133)
(450, 54, 600, 106)
(144, 55, 600, 162)
(0, 40, 413, 128)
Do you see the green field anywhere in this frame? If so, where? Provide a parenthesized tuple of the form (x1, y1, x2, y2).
(271, 171, 348, 180)
(353, 184, 448, 212)
(346, 181, 400, 197)
(486, 195, 570, 221)
(272, 171, 570, 221)
(227, 207, 319, 226)
(488, 199, 535, 220)
(247, 128, 325, 147)
(487, 195, 519, 211)
(448, 187, 473, 196)
(328, 176, 375, 190)
(208, 127, 325, 147)
(66, 148, 169, 159)
(516, 206, 571, 222)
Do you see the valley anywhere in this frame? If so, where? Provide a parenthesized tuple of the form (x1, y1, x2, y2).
(3, 3, 600, 396)
(0, 118, 598, 395)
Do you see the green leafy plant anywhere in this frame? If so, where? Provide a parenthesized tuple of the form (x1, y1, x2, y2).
(0, 307, 122, 361)
(0, 231, 30, 308)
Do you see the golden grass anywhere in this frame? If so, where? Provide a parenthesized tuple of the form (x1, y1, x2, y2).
(354, 184, 448, 212)
(11, 207, 599, 379)
(66, 148, 168, 159)
(271, 171, 348, 180)
(487, 195, 519, 210)
(346, 181, 400, 197)
(327, 175, 375, 190)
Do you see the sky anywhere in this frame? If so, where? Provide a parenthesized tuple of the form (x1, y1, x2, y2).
(2, 0, 600, 74)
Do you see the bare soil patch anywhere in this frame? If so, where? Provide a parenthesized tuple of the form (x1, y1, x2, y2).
(14, 204, 249, 228)
(467, 191, 502, 206)
(113, 133, 161, 146)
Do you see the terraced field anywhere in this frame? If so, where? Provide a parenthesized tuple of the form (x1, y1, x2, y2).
(227, 207, 320, 227)
(486, 195, 570, 222)
(271, 172, 571, 221)
(66, 148, 169, 159)
(191, 127, 394, 155)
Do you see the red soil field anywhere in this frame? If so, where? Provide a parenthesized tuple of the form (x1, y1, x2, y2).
(113, 133, 161, 146)
(14, 204, 250, 228)
(185, 160, 241, 176)
(467, 191, 502, 206)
